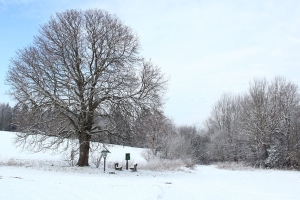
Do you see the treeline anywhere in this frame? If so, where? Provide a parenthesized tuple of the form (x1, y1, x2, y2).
(200, 77, 300, 169)
(127, 76, 300, 170)
(0, 103, 14, 131)
(4, 76, 300, 170)
(92, 108, 203, 167)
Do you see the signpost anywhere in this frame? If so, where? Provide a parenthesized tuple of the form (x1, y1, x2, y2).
(125, 153, 130, 170)
(101, 149, 110, 172)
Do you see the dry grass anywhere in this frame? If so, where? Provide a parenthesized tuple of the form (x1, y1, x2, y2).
(0, 158, 27, 167)
(216, 161, 255, 171)
(139, 159, 185, 171)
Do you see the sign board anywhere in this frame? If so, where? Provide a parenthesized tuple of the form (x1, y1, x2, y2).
(125, 153, 130, 160)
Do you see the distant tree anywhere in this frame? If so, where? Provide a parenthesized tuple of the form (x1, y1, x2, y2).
(240, 77, 300, 167)
(6, 9, 167, 166)
(240, 78, 272, 165)
(264, 77, 300, 168)
(134, 108, 174, 154)
(204, 93, 244, 162)
(0, 103, 13, 131)
(0, 103, 4, 130)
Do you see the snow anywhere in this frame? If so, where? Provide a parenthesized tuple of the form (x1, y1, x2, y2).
(1, 131, 300, 200)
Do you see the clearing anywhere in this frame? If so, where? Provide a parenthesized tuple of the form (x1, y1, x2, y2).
(0, 131, 299, 200)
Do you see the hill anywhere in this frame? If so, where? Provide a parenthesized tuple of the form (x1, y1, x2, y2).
(0, 131, 300, 200)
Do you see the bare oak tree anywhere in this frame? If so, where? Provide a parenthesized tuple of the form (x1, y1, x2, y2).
(6, 9, 167, 166)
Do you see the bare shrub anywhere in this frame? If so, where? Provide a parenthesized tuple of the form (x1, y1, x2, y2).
(90, 151, 103, 168)
(62, 146, 79, 166)
(183, 158, 196, 169)
(140, 149, 155, 161)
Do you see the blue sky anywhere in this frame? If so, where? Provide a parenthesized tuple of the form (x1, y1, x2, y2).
(1, 0, 300, 125)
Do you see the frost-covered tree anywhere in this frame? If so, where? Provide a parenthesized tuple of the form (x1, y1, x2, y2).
(135, 108, 174, 154)
(266, 77, 300, 167)
(240, 77, 300, 167)
(204, 93, 244, 162)
(202, 77, 300, 169)
(6, 9, 167, 166)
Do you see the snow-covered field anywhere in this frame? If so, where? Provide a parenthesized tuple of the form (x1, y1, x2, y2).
(0, 131, 299, 200)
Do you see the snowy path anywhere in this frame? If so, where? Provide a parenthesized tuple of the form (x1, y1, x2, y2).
(1, 165, 299, 200)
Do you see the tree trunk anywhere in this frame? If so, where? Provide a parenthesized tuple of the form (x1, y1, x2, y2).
(77, 132, 91, 166)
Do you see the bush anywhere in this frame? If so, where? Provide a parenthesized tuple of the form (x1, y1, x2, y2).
(140, 149, 155, 161)
(62, 146, 78, 166)
(90, 151, 103, 168)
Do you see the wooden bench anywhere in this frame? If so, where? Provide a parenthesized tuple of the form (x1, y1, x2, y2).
(130, 164, 137, 172)
(114, 163, 123, 171)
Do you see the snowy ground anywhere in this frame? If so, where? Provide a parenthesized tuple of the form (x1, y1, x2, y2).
(1, 131, 300, 200)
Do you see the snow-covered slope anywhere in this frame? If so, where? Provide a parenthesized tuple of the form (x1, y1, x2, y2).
(1, 131, 300, 200)
(0, 131, 62, 161)
(0, 131, 146, 167)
